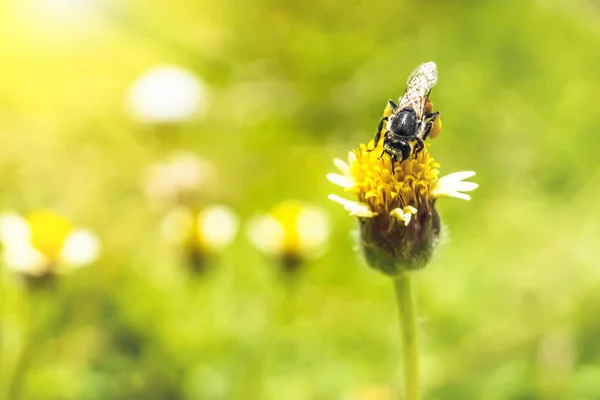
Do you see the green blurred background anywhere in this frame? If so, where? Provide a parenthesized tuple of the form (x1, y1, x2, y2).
(2, 0, 600, 398)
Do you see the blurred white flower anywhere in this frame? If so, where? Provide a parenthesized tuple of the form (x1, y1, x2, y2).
(60, 229, 101, 268)
(0, 211, 101, 276)
(247, 215, 285, 256)
(144, 152, 215, 208)
(161, 204, 239, 254)
(197, 205, 239, 251)
(126, 65, 207, 124)
(247, 201, 330, 269)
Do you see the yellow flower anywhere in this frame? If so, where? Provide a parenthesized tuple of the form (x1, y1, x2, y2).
(0, 211, 101, 277)
(327, 138, 477, 275)
(161, 204, 239, 270)
(247, 201, 330, 272)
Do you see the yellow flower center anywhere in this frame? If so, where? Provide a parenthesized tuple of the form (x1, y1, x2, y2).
(349, 140, 440, 217)
(27, 211, 72, 259)
(271, 202, 304, 254)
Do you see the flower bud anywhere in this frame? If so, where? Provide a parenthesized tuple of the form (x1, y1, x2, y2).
(360, 206, 440, 276)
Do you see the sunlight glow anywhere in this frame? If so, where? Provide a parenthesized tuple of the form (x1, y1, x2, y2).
(39, 0, 96, 19)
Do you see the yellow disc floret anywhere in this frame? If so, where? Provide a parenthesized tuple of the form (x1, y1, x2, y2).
(28, 211, 72, 260)
(350, 140, 440, 220)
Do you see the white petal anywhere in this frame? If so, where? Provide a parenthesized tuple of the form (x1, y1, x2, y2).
(3, 242, 47, 275)
(197, 205, 239, 251)
(246, 215, 285, 255)
(433, 171, 478, 201)
(448, 191, 472, 201)
(0, 212, 48, 274)
(326, 173, 355, 189)
(327, 195, 375, 218)
(454, 181, 479, 192)
(161, 206, 194, 243)
(347, 151, 356, 165)
(333, 158, 350, 175)
(390, 206, 418, 226)
(296, 207, 330, 252)
(60, 229, 101, 268)
(0, 212, 32, 247)
(443, 171, 476, 181)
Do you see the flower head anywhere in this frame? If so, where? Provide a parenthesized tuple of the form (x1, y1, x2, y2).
(247, 201, 330, 273)
(328, 135, 477, 275)
(126, 65, 207, 124)
(144, 152, 215, 209)
(0, 211, 101, 279)
(161, 204, 239, 272)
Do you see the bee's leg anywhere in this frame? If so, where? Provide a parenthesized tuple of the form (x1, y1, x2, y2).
(424, 111, 440, 122)
(422, 121, 433, 141)
(369, 117, 388, 151)
(378, 130, 392, 160)
(414, 137, 425, 153)
(370, 100, 398, 152)
(422, 111, 440, 140)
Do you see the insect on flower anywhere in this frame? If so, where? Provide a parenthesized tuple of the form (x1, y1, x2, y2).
(371, 61, 442, 168)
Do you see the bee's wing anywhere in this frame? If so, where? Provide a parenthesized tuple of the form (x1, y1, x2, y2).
(398, 62, 438, 118)
(406, 61, 438, 88)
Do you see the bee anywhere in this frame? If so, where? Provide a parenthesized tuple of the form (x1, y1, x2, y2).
(371, 61, 441, 168)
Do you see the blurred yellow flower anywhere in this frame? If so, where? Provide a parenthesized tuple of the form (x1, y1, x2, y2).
(126, 65, 207, 124)
(161, 204, 239, 269)
(247, 201, 330, 271)
(327, 139, 477, 274)
(144, 152, 215, 208)
(0, 211, 101, 276)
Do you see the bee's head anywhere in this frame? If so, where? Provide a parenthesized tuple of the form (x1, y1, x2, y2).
(390, 107, 418, 137)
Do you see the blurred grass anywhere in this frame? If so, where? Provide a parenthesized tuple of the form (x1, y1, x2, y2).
(1, 0, 600, 398)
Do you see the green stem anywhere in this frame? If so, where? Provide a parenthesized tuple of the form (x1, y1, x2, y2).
(7, 337, 35, 400)
(394, 273, 420, 400)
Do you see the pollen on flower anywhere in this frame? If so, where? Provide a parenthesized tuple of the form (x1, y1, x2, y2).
(329, 140, 440, 223)
(390, 206, 418, 226)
